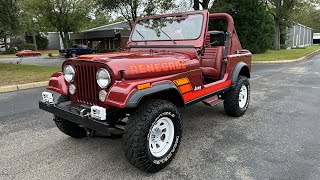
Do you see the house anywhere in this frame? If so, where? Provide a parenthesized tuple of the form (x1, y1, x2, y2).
(69, 21, 131, 50)
(46, 32, 64, 50)
(286, 23, 313, 48)
(313, 33, 320, 44)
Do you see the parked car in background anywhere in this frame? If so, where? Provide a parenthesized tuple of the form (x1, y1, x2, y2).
(16, 50, 41, 57)
(0, 45, 18, 52)
(59, 45, 96, 58)
(0, 45, 6, 52)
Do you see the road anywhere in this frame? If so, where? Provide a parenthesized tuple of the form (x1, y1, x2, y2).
(0, 56, 64, 67)
(0, 55, 320, 180)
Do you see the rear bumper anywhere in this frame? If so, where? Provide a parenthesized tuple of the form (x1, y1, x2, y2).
(39, 100, 111, 134)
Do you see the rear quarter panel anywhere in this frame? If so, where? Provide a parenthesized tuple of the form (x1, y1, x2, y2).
(226, 52, 252, 80)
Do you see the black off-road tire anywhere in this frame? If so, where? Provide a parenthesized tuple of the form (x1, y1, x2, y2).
(123, 99, 182, 173)
(223, 75, 250, 117)
(54, 96, 87, 138)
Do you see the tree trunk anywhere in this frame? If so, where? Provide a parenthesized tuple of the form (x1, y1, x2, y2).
(4, 34, 8, 52)
(273, 0, 281, 50)
(201, 0, 210, 9)
(193, 0, 200, 10)
(32, 33, 37, 50)
(59, 31, 66, 49)
(274, 18, 280, 50)
(63, 32, 69, 49)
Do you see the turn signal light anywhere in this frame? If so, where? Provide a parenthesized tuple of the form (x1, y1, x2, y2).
(137, 83, 151, 90)
(179, 84, 192, 93)
(174, 78, 190, 86)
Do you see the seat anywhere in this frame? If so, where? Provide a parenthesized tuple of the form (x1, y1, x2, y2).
(201, 31, 224, 79)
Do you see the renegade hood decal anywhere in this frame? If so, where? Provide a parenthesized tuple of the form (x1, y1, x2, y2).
(77, 51, 200, 80)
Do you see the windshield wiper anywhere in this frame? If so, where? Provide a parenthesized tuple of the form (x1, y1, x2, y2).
(135, 29, 147, 44)
(159, 29, 176, 44)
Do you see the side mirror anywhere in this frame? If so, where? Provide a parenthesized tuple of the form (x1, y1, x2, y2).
(114, 31, 122, 42)
(210, 31, 225, 46)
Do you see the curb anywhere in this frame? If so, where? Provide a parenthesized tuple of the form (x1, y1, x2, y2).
(252, 49, 320, 64)
(0, 81, 48, 94)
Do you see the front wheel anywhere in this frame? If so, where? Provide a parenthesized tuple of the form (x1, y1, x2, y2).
(54, 96, 87, 138)
(123, 99, 182, 173)
(54, 117, 87, 138)
(223, 75, 250, 117)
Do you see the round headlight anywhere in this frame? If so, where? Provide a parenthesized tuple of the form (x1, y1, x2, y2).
(63, 65, 75, 82)
(69, 84, 76, 95)
(96, 68, 111, 88)
(99, 90, 107, 102)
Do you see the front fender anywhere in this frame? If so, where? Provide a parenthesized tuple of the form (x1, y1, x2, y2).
(104, 81, 183, 108)
(47, 72, 68, 95)
(126, 82, 183, 108)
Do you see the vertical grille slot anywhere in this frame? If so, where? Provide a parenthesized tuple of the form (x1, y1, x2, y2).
(74, 63, 98, 105)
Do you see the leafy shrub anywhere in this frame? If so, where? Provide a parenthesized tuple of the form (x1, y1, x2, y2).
(25, 34, 49, 50)
(3, 47, 17, 54)
(16, 43, 37, 51)
(96, 48, 118, 53)
(48, 53, 53, 57)
(36, 34, 49, 50)
(280, 44, 288, 49)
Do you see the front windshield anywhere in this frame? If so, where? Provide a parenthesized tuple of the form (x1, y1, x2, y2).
(131, 13, 204, 42)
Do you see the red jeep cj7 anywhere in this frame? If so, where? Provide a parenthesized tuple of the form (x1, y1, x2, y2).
(39, 10, 251, 173)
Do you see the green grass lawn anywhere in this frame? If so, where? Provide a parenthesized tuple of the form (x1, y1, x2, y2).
(39, 50, 59, 56)
(0, 63, 60, 86)
(252, 45, 320, 61)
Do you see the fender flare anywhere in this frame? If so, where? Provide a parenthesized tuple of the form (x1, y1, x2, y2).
(126, 82, 184, 108)
(47, 72, 68, 95)
(231, 62, 250, 87)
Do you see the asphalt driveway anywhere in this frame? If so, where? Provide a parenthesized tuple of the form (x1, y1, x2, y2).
(0, 54, 320, 179)
(0, 56, 65, 67)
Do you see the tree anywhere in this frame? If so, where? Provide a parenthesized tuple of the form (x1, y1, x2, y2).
(82, 10, 114, 30)
(267, 0, 301, 50)
(193, 0, 211, 10)
(22, 0, 93, 49)
(0, 0, 21, 51)
(292, 0, 320, 32)
(96, 0, 175, 29)
(211, 0, 274, 54)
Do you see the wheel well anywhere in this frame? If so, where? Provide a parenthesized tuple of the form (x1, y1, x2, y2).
(140, 89, 185, 108)
(239, 66, 250, 78)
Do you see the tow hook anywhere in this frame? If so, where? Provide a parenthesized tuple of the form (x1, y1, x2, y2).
(80, 108, 90, 118)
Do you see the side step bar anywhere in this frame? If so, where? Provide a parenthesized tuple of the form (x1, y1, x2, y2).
(202, 95, 224, 107)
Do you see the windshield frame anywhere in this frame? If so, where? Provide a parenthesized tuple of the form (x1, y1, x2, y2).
(130, 12, 205, 43)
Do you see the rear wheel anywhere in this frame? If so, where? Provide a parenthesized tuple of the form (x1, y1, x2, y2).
(223, 76, 250, 117)
(123, 99, 182, 173)
(54, 96, 87, 138)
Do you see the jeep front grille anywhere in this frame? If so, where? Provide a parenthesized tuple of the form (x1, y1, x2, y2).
(74, 64, 99, 105)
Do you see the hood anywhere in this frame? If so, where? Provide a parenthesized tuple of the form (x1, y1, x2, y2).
(75, 51, 200, 80)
